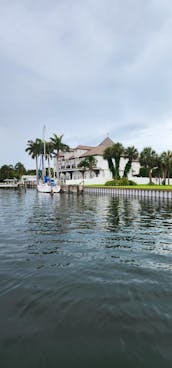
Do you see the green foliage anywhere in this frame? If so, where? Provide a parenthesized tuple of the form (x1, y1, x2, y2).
(103, 147, 116, 178)
(105, 178, 137, 186)
(111, 142, 124, 178)
(15, 162, 26, 178)
(139, 149, 172, 185)
(140, 147, 157, 168)
(78, 156, 97, 178)
(104, 143, 139, 179)
(25, 138, 44, 158)
(78, 159, 89, 170)
(78, 159, 88, 179)
(138, 167, 149, 177)
(87, 184, 172, 190)
(139, 147, 158, 184)
(0, 163, 26, 181)
(25, 138, 44, 183)
(160, 150, 172, 185)
(103, 142, 124, 179)
(50, 134, 70, 180)
(123, 146, 139, 178)
(26, 169, 36, 175)
(50, 134, 70, 155)
(0, 165, 15, 181)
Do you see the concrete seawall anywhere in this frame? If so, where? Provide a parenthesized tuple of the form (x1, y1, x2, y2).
(84, 186, 172, 199)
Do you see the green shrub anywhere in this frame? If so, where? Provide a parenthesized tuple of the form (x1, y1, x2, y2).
(128, 180, 137, 185)
(105, 178, 137, 186)
(105, 180, 116, 186)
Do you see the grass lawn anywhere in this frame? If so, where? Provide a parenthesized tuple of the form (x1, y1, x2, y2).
(86, 184, 172, 190)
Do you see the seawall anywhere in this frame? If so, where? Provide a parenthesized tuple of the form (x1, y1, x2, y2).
(84, 186, 172, 199)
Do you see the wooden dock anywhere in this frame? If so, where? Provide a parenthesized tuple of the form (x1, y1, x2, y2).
(61, 184, 84, 194)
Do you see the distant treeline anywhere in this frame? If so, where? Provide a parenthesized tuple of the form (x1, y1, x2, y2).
(0, 162, 36, 182)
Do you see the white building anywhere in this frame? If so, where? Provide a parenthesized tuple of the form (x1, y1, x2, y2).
(21, 175, 37, 186)
(56, 137, 140, 185)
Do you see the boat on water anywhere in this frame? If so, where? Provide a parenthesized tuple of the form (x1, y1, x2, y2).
(37, 177, 61, 193)
(0, 179, 19, 189)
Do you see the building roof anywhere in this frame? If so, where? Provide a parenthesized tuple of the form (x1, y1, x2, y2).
(75, 145, 94, 150)
(79, 137, 114, 157)
(98, 137, 114, 147)
(57, 137, 114, 159)
(58, 148, 74, 158)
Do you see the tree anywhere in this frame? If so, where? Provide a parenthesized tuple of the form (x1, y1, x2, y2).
(123, 146, 139, 178)
(153, 155, 163, 184)
(14, 162, 26, 178)
(0, 165, 15, 181)
(111, 143, 124, 179)
(50, 134, 69, 180)
(25, 138, 43, 184)
(103, 143, 124, 179)
(103, 146, 116, 179)
(139, 147, 157, 184)
(85, 155, 97, 177)
(78, 156, 97, 179)
(78, 159, 88, 182)
(45, 141, 54, 178)
(160, 150, 172, 185)
(26, 169, 36, 175)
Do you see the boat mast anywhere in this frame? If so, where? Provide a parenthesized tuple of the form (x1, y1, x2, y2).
(43, 125, 46, 179)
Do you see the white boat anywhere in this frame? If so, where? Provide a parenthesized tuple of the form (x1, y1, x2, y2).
(37, 181, 61, 193)
(0, 179, 19, 188)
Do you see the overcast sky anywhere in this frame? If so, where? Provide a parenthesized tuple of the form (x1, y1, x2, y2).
(1, 0, 172, 169)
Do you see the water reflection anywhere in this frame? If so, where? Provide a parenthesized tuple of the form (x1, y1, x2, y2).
(24, 193, 172, 272)
(0, 190, 172, 367)
(106, 197, 141, 230)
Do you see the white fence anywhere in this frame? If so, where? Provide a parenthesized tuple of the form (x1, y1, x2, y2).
(84, 186, 172, 199)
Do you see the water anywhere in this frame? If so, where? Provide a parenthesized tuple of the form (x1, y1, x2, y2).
(0, 189, 172, 368)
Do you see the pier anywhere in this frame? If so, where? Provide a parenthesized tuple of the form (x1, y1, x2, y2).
(62, 184, 84, 194)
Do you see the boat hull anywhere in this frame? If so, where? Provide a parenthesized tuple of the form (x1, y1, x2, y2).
(37, 183, 61, 193)
(0, 184, 19, 188)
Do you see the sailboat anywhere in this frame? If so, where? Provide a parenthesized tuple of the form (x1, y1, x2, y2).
(37, 126, 61, 194)
(37, 180, 61, 194)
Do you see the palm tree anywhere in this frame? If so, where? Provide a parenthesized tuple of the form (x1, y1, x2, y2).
(86, 155, 97, 177)
(111, 142, 124, 179)
(25, 138, 43, 184)
(14, 162, 26, 179)
(155, 155, 163, 184)
(103, 143, 124, 179)
(78, 156, 97, 179)
(78, 159, 88, 182)
(50, 134, 69, 181)
(45, 141, 54, 179)
(123, 146, 139, 178)
(160, 150, 172, 185)
(103, 146, 116, 179)
(139, 147, 157, 184)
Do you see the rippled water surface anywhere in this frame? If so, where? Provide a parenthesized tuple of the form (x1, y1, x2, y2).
(0, 189, 172, 367)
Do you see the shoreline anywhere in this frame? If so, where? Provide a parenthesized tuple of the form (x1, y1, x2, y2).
(84, 185, 172, 199)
